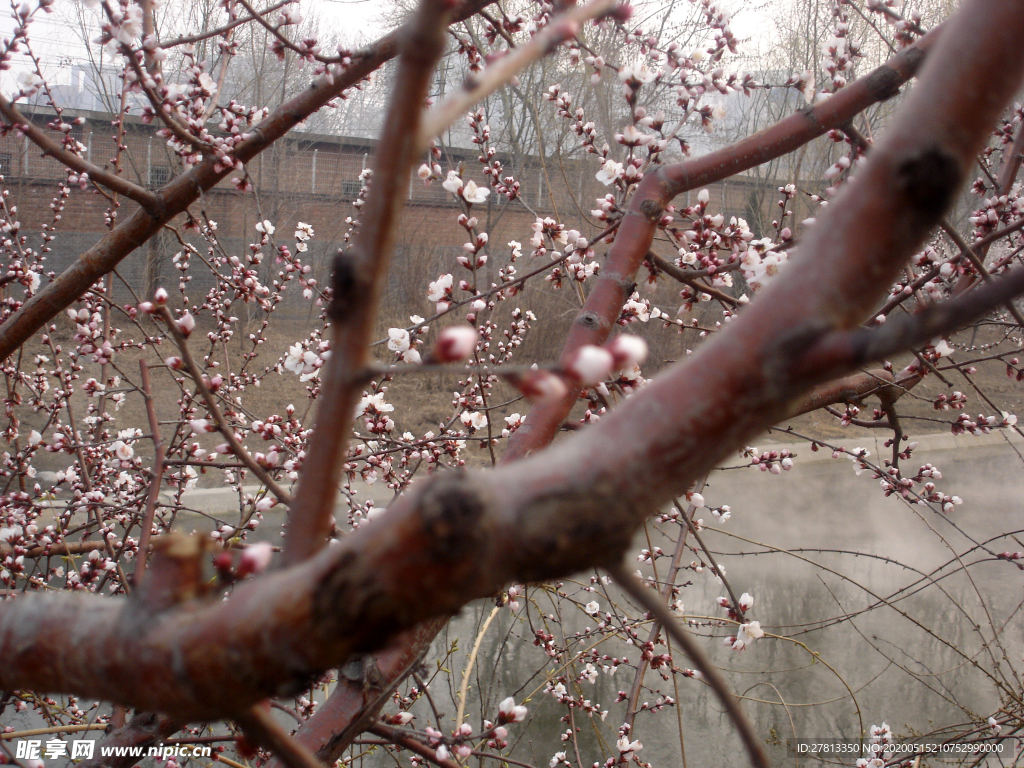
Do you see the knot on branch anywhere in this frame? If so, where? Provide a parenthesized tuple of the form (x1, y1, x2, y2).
(328, 250, 369, 322)
(896, 146, 962, 224)
(134, 534, 214, 611)
(865, 57, 914, 101)
(639, 199, 664, 222)
(574, 310, 604, 331)
(418, 472, 487, 562)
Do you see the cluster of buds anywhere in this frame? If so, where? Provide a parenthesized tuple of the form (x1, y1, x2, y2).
(749, 448, 794, 474)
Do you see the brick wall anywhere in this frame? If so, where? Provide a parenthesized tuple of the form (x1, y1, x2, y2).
(2, 109, 812, 318)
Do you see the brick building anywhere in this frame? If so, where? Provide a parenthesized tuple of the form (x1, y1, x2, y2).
(2, 105, 800, 316)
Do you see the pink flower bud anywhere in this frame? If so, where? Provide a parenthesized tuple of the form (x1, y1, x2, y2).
(154, 287, 168, 304)
(566, 345, 615, 386)
(138, 301, 155, 314)
(608, 335, 648, 369)
(498, 696, 528, 723)
(434, 326, 478, 362)
(508, 370, 569, 403)
(177, 312, 196, 337)
(189, 419, 213, 435)
(237, 542, 274, 576)
(165, 356, 183, 370)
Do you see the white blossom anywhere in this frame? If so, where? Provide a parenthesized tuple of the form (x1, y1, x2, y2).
(732, 620, 765, 650)
(461, 180, 490, 204)
(498, 696, 528, 722)
(427, 273, 453, 303)
(616, 737, 643, 754)
(460, 411, 488, 431)
(111, 441, 134, 461)
(596, 159, 623, 185)
(387, 328, 411, 353)
(442, 171, 464, 195)
(358, 393, 394, 414)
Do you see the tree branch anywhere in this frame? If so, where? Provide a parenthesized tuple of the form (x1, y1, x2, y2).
(606, 562, 768, 768)
(0, 0, 496, 363)
(0, 94, 160, 212)
(237, 705, 326, 768)
(417, 0, 618, 149)
(502, 22, 944, 460)
(0, 0, 1021, 743)
(159, 306, 292, 504)
(280, 0, 455, 565)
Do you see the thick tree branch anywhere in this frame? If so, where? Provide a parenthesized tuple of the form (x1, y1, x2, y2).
(802, 265, 1024, 374)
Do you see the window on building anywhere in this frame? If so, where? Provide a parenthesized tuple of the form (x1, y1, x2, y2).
(149, 166, 171, 188)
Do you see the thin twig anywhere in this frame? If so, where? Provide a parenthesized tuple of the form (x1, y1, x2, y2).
(0, 94, 160, 211)
(158, 306, 291, 504)
(940, 221, 1024, 326)
(605, 562, 770, 768)
(418, 0, 617, 149)
(134, 359, 166, 578)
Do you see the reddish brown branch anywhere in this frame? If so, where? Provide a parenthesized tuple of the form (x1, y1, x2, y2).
(502, 22, 943, 460)
(801, 265, 1024, 375)
(78, 713, 183, 768)
(265, 622, 442, 767)
(280, 0, 454, 565)
(368, 723, 463, 768)
(0, 94, 159, 211)
(134, 359, 166, 578)
(237, 705, 325, 768)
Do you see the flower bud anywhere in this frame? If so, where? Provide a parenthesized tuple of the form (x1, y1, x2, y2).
(434, 326, 478, 362)
(566, 345, 614, 386)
